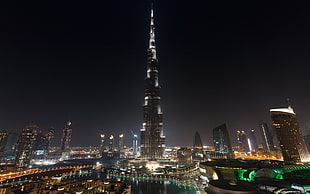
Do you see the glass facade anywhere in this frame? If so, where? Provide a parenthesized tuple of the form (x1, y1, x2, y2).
(213, 123, 233, 159)
(16, 125, 38, 168)
(270, 106, 309, 163)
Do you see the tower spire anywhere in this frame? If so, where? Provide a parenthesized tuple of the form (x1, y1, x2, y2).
(149, 4, 157, 61)
(287, 98, 292, 108)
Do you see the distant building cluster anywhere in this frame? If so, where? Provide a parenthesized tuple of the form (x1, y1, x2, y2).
(179, 105, 310, 164)
(98, 133, 126, 159)
(0, 121, 72, 169)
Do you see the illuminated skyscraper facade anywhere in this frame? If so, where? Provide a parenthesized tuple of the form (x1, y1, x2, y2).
(270, 106, 309, 163)
(140, 7, 165, 160)
(99, 133, 105, 156)
(47, 128, 54, 149)
(34, 130, 49, 156)
(2, 132, 19, 160)
(108, 135, 114, 158)
(16, 125, 38, 168)
(60, 121, 72, 159)
(118, 134, 124, 152)
(247, 129, 258, 151)
(237, 130, 249, 153)
(213, 124, 233, 159)
(2, 133, 20, 161)
(133, 134, 138, 156)
(0, 130, 8, 158)
(259, 121, 274, 152)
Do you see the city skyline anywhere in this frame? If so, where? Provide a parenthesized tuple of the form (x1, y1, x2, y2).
(1, 1, 310, 147)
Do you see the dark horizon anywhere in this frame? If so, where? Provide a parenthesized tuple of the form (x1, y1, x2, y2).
(1, 1, 310, 147)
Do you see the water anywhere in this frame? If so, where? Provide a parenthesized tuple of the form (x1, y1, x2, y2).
(121, 177, 199, 194)
(61, 171, 199, 194)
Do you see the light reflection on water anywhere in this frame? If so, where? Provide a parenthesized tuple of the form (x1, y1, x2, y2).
(120, 177, 199, 194)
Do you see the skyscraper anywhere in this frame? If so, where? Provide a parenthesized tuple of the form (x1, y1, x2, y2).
(247, 129, 258, 152)
(304, 134, 310, 155)
(99, 133, 105, 157)
(259, 121, 274, 152)
(304, 128, 310, 155)
(60, 121, 72, 159)
(140, 6, 165, 160)
(47, 128, 55, 149)
(133, 134, 138, 156)
(193, 131, 203, 160)
(270, 106, 309, 163)
(193, 131, 203, 148)
(2, 132, 19, 161)
(16, 125, 38, 168)
(213, 124, 233, 159)
(34, 130, 49, 156)
(118, 133, 124, 152)
(237, 130, 249, 153)
(108, 135, 114, 158)
(0, 130, 8, 158)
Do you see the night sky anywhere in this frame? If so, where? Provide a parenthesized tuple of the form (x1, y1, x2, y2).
(1, 1, 310, 147)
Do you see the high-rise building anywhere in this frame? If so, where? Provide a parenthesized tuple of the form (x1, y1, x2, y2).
(34, 130, 49, 156)
(193, 131, 203, 148)
(247, 129, 258, 152)
(118, 134, 124, 152)
(259, 121, 274, 152)
(193, 131, 203, 160)
(108, 135, 114, 158)
(47, 128, 55, 149)
(304, 135, 310, 155)
(140, 7, 165, 160)
(99, 133, 105, 157)
(2, 132, 19, 161)
(213, 124, 233, 159)
(16, 125, 38, 168)
(270, 106, 309, 163)
(133, 134, 138, 156)
(60, 121, 72, 159)
(237, 130, 250, 153)
(0, 130, 8, 158)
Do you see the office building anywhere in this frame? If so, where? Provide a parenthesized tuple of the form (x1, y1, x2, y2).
(99, 133, 105, 157)
(304, 135, 310, 155)
(47, 128, 54, 149)
(16, 125, 38, 168)
(259, 121, 274, 152)
(108, 135, 114, 158)
(0, 130, 8, 158)
(60, 121, 72, 159)
(34, 131, 49, 156)
(270, 106, 309, 163)
(194, 131, 203, 148)
(247, 129, 258, 152)
(1, 132, 19, 160)
(237, 130, 249, 153)
(193, 131, 203, 160)
(133, 134, 138, 156)
(213, 123, 233, 159)
(118, 133, 124, 152)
